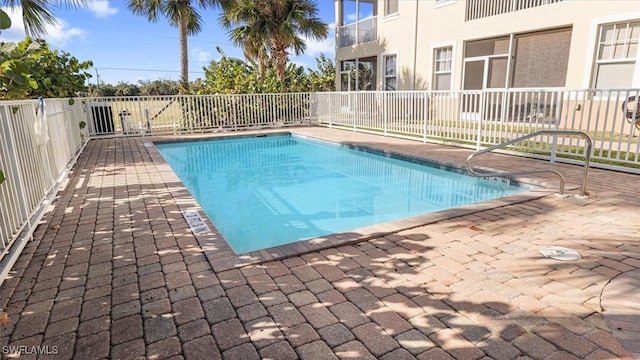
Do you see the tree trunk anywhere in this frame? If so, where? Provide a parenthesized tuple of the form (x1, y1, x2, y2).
(179, 13, 189, 90)
(273, 42, 288, 82)
(258, 60, 266, 83)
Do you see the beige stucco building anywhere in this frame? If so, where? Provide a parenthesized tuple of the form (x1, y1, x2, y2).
(334, 0, 640, 92)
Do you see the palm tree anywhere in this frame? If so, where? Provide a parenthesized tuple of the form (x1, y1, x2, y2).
(220, 0, 328, 82)
(219, 1, 270, 81)
(1, 0, 87, 38)
(127, 0, 221, 87)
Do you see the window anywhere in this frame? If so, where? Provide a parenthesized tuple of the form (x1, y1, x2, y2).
(385, 0, 398, 16)
(341, 57, 377, 91)
(593, 21, 640, 89)
(461, 28, 572, 89)
(339, 0, 377, 48)
(511, 28, 572, 88)
(433, 47, 453, 90)
(384, 54, 397, 91)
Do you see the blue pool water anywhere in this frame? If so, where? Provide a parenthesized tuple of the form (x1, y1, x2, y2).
(156, 135, 526, 253)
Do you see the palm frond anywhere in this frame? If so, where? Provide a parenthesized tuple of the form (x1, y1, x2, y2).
(1, 0, 75, 37)
(127, 0, 163, 22)
(219, 0, 329, 81)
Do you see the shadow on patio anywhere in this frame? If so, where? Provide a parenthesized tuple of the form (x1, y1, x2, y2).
(0, 129, 638, 359)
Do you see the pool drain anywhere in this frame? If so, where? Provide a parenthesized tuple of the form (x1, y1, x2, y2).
(540, 246, 581, 261)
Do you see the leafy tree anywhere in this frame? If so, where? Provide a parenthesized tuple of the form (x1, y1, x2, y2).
(114, 81, 140, 96)
(307, 53, 335, 91)
(138, 79, 180, 95)
(200, 47, 329, 94)
(0, 7, 9, 30)
(0, 8, 9, 185)
(0, 40, 38, 98)
(200, 47, 253, 94)
(127, 0, 222, 89)
(88, 83, 117, 96)
(1, 0, 87, 38)
(0, 38, 93, 99)
(0, 5, 90, 185)
(24, 38, 92, 97)
(220, 0, 328, 81)
(187, 78, 204, 93)
(262, 62, 309, 93)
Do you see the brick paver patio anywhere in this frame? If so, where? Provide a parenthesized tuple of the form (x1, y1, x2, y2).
(0, 127, 638, 359)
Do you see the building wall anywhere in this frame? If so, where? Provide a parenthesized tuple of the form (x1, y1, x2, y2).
(335, 0, 640, 91)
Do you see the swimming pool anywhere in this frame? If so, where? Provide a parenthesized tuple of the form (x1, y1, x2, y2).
(156, 134, 527, 254)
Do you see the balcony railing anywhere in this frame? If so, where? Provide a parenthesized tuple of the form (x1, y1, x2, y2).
(466, 0, 565, 21)
(339, 16, 377, 48)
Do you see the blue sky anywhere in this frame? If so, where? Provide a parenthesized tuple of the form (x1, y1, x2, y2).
(1, 1, 336, 85)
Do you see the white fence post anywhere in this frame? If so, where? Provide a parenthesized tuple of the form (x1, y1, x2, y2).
(550, 90, 562, 164)
(353, 93, 357, 132)
(423, 92, 428, 143)
(476, 91, 485, 150)
(383, 92, 388, 136)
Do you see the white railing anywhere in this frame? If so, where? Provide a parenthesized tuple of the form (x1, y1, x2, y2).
(314, 89, 640, 172)
(0, 98, 87, 280)
(82, 93, 312, 136)
(1, 88, 639, 283)
(466, 0, 565, 21)
(339, 16, 377, 48)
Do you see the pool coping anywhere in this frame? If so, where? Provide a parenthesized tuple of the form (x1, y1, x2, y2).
(146, 130, 558, 272)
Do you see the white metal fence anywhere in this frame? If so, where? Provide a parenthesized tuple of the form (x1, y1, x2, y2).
(1, 88, 639, 282)
(315, 89, 640, 171)
(82, 93, 312, 136)
(0, 98, 87, 279)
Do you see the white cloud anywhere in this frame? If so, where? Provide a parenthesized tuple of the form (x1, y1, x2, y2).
(304, 38, 334, 57)
(198, 51, 211, 63)
(291, 59, 309, 69)
(45, 22, 86, 46)
(302, 23, 335, 58)
(86, 0, 118, 19)
(1, 6, 86, 46)
(1, 7, 27, 42)
(345, 11, 373, 23)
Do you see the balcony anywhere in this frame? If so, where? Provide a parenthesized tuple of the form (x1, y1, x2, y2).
(339, 16, 377, 48)
(466, 0, 565, 21)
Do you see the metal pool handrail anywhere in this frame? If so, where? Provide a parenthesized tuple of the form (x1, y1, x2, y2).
(466, 130, 593, 197)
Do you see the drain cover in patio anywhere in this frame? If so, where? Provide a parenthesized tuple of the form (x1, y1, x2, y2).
(540, 246, 581, 261)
